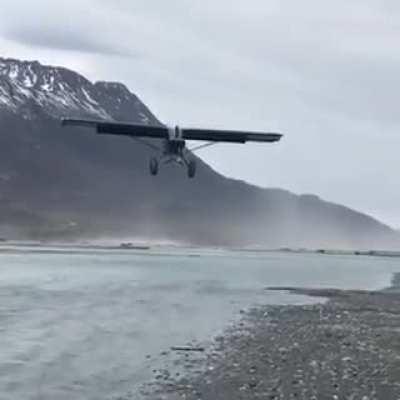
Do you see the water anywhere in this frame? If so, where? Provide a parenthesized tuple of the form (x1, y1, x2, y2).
(0, 246, 399, 399)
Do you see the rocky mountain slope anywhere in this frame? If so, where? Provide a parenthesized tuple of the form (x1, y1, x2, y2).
(0, 57, 398, 249)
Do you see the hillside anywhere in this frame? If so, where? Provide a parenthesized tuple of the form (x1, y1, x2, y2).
(0, 57, 398, 249)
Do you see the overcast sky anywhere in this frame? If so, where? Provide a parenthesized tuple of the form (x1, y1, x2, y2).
(0, 0, 399, 227)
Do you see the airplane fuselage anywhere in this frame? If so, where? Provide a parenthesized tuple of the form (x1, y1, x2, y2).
(163, 139, 185, 163)
(163, 126, 187, 164)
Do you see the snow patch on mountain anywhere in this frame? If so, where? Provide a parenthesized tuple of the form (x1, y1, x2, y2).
(0, 57, 158, 125)
(0, 58, 111, 119)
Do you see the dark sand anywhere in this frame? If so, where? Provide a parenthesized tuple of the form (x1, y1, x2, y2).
(144, 279, 400, 399)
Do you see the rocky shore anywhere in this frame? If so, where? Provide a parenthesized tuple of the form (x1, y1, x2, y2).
(145, 278, 400, 399)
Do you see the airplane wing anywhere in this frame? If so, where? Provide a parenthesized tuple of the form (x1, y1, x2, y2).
(61, 119, 282, 143)
(181, 128, 282, 143)
(61, 118, 168, 139)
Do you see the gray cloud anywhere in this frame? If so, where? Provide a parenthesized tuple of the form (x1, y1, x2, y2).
(2, 27, 127, 56)
(0, 0, 399, 227)
(0, 0, 134, 56)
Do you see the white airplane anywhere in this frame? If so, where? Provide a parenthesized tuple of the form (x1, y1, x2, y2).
(61, 119, 283, 178)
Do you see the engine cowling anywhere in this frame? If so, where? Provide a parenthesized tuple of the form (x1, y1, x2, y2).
(168, 125, 183, 141)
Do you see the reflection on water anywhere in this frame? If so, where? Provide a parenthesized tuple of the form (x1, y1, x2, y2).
(0, 246, 398, 399)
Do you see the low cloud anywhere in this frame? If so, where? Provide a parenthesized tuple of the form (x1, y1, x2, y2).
(2, 27, 127, 56)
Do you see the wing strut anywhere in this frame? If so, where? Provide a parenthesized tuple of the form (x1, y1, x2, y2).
(188, 142, 219, 152)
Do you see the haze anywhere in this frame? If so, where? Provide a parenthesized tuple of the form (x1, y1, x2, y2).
(0, 0, 399, 227)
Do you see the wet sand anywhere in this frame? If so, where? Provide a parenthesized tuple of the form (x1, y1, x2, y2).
(145, 277, 400, 399)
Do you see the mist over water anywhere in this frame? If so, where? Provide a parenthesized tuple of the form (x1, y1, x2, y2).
(0, 246, 399, 399)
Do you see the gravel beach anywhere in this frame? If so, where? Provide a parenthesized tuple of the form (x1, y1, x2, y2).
(146, 277, 400, 399)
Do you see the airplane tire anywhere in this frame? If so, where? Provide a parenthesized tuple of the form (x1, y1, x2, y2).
(149, 158, 159, 176)
(187, 160, 196, 179)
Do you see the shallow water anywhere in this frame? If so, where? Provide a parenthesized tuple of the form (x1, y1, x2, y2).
(0, 246, 398, 399)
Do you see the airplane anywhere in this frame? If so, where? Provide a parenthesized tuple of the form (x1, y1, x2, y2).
(61, 119, 283, 178)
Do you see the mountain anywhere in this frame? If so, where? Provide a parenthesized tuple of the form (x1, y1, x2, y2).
(0, 57, 398, 249)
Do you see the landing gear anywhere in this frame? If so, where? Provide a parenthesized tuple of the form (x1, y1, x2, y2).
(187, 159, 196, 179)
(149, 155, 196, 178)
(149, 157, 159, 176)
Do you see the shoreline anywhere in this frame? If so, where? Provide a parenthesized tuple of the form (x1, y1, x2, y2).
(145, 274, 400, 399)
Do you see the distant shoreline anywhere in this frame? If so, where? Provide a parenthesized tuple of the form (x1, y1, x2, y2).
(234, 247, 400, 258)
(0, 241, 399, 258)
